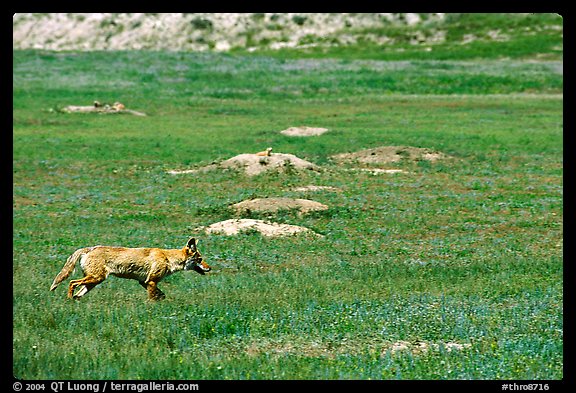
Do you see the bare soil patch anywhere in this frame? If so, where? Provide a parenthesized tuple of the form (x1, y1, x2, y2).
(291, 185, 341, 192)
(356, 168, 409, 175)
(13, 13, 451, 52)
(243, 337, 472, 359)
(166, 169, 198, 175)
(280, 126, 329, 137)
(331, 146, 449, 165)
(389, 341, 472, 354)
(231, 197, 328, 215)
(203, 219, 322, 237)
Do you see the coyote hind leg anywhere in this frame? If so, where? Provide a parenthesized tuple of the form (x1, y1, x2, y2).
(73, 283, 100, 298)
(68, 276, 104, 299)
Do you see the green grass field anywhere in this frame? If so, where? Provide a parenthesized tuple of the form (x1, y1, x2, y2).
(13, 19, 563, 380)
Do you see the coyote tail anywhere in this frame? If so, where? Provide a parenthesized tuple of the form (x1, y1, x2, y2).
(50, 247, 91, 291)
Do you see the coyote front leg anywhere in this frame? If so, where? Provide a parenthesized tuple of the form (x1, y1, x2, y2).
(139, 280, 165, 301)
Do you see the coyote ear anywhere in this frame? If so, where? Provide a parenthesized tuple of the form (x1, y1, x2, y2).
(186, 237, 198, 250)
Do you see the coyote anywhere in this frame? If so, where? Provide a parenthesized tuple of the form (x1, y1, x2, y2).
(50, 238, 211, 300)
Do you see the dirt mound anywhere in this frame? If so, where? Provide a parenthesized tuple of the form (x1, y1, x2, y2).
(167, 152, 320, 177)
(331, 146, 448, 165)
(59, 101, 147, 116)
(231, 197, 328, 215)
(219, 153, 320, 176)
(280, 126, 329, 137)
(203, 219, 321, 237)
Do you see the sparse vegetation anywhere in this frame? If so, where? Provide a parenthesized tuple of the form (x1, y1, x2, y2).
(13, 13, 563, 59)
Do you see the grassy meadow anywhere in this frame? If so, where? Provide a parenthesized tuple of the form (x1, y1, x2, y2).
(13, 24, 563, 380)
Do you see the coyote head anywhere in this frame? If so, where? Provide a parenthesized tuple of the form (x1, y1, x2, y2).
(184, 237, 211, 275)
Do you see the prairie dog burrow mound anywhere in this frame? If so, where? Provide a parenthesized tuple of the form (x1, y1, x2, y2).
(219, 153, 320, 176)
(203, 219, 323, 237)
(331, 146, 449, 165)
(231, 197, 328, 215)
(58, 101, 147, 116)
(167, 152, 320, 177)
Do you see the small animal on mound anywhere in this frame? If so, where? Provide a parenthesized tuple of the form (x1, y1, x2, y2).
(93, 101, 125, 111)
(112, 102, 125, 110)
(255, 147, 273, 156)
(50, 238, 211, 301)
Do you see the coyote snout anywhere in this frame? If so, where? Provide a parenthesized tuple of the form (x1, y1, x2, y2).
(186, 254, 211, 275)
(50, 237, 211, 301)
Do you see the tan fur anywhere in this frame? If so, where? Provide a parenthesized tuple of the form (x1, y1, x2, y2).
(50, 238, 210, 301)
(112, 102, 125, 110)
(255, 147, 273, 156)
